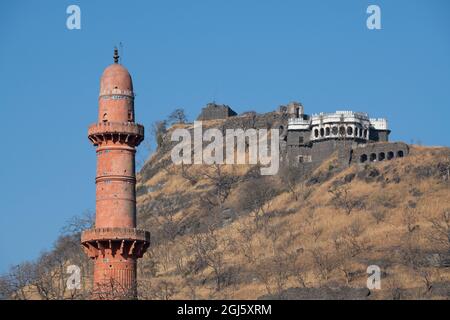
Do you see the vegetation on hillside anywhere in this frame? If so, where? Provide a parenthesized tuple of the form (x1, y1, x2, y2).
(132, 141, 450, 300)
(1, 111, 449, 299)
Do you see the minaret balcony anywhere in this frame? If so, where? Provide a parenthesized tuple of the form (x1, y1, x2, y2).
(81, 227, 150, 259)
(88, 122, 144, 146)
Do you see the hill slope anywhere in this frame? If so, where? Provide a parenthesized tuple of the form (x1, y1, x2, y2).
(135, 121, 450, 300)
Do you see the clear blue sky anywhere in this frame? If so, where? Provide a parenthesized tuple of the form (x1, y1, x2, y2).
(0, 0, 449, 273)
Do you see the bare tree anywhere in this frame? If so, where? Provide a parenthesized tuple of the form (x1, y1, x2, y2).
(180, 162, 199, 186)
(199, 165, 240, 227)
(370, 210, 386, 224)
(188, 227, 229, 292)
(385, 276, 403, 300)
(279, 165, 302, 201)
(151, 120, 167, 149)
(238, 177, 277, 227)
(328, 184, 363, 215)
(0, 262, 36, 300)
(311, 248, 336, 282)
(168, 108, 188, 125)
(136, 136, 153, 169)
(33, 251, 66, 300)
(332, 223, 365, 285)
(438, 160, 450, 182)
(427, 209, 450, 251)
(138, 279, 178, 300)
(61, 210, 94, 235)
(92, 278, 137, 300)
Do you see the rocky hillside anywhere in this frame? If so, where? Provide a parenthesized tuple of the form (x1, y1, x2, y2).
(134, 118, 450, 300)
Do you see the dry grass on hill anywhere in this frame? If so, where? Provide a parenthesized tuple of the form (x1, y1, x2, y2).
(135, 145, 450, 299)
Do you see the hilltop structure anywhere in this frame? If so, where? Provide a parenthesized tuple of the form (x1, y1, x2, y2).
(282, 101, 409, 173)
(81, 49, 150, 298)
(195, 101, 409, 174)
(197, 102, 237, 120)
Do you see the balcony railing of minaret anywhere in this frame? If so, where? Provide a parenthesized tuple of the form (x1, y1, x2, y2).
(88, 122, 144, 136)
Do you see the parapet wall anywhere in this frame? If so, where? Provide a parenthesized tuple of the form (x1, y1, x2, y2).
(81, 227, 150, 242)
(88, 122, 144, 136)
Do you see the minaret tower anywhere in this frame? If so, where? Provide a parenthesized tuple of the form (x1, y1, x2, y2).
(81, 48, 150, 299)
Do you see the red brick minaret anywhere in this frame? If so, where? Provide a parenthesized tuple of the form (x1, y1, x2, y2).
(81, 48, 150, 299)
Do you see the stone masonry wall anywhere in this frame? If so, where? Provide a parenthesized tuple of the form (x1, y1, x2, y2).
(350, 142, 409, 164)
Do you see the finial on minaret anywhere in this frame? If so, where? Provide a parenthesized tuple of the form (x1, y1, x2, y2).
(113, 47, 119, 64)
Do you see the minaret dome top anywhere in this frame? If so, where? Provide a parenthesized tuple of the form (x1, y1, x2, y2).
(99, 48, 133, 94)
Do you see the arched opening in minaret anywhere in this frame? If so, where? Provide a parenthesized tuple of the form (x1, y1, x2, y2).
(370, 153, 377, 162)
(103, 113, 108, 123)
(378, 152, 385, 161)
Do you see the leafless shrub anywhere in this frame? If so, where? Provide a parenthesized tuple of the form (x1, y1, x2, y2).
(427, 209, 450, 251)
(168, 108, 187, 125)
(201, 164, 240, 212)
(188, 227, 229, 292)
(402, 208, 419, 234)
(385, 276, 403, 300)
(93, 278, 137, 300)
(417, 269, 434, 297)
(33, 251, 67, 300)
(328, 184, 364, 215)
(332, 242, 353, 285)
(332, 222, 366, 283)
(138, 279, 178, 300)
(236, 221, 258, 264)
(310, 248, 337, 282)
(61, 210, 94, 235)
(151, 120, 167, 149)
(438, 160, 450, 182)
(180, 162, 199, 185)
(238, 177, 277, 227)
(370, 210, 386, 224)
(138, 250, 159, 278)
(279, 165, 304, 201)
(375, 193, 398, 209)
(0, 262, 36, 300)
